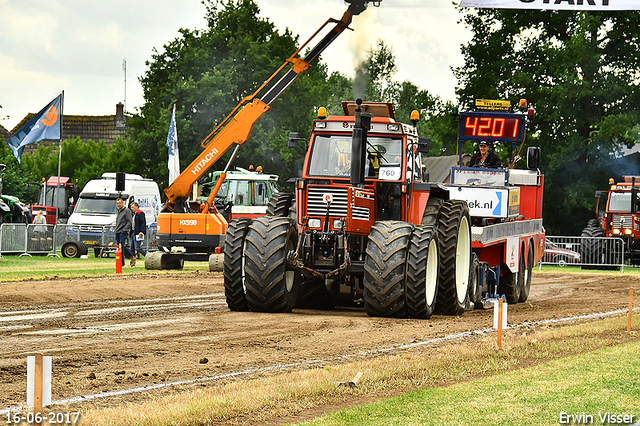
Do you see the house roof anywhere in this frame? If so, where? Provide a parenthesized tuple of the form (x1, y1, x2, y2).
(0, 124, 9, 142)
(5, 103, 130, 154)
(423, 155, 458, 184)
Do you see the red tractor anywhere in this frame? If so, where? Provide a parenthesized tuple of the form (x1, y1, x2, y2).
(223, 98, 545, 317)
(31, 176, 78, 224)
(582, 176, 640, 266)
(224, 100, 471, 316)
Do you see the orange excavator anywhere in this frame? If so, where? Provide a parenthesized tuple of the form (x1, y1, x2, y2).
(146, 1, 382, 270)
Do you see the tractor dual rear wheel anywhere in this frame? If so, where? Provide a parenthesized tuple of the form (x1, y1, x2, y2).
(363, 221, 414, 318)
(434, 200, 472, 316)
(406, 224, 439, 319)
(223, 217, 252, 311)
(243, 217, 299, 313)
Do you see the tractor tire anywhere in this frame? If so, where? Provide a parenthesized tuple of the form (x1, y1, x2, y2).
(499, 263, 520, 304)
(587, 218, 600, 228)
(296, 279, 338, 310)
(421, 197, 444, 227)
(519, 242, 534, 302)
(406, 224, 439, 319)
(61, 241, 83, 258)
(580, 224, 606, 268)
(434, 200, 472, 316)
(223, 217, 253, 311)
(266, 193, 294, 217)
(243, 217, 299, 313)
(363, 221, 414, 318)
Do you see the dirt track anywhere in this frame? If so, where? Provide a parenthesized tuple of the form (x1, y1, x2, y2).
(1, 270, 638, 414)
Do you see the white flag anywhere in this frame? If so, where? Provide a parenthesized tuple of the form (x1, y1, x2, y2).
(458, 0, 640, 10)
(166, 104, 180, 185)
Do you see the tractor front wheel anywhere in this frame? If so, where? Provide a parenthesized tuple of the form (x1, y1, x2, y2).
(243, 217, 299, 313)
(406, 224, 439, 319)
(435, 200, 472, 315)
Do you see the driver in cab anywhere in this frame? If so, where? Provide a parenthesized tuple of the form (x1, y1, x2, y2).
(469, 141, 502, 168)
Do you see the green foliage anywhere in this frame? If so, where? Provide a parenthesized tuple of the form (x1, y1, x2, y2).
(0, 136, 136, 202)
(454, 9, 640, 234)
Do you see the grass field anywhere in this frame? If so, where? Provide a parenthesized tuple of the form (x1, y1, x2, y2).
(1, 255, 639, 283)
(300, 340, 640, 426)
(78, 316, 640, 426)
(3, 258, 639, 425)
(0, 255, 211, 281)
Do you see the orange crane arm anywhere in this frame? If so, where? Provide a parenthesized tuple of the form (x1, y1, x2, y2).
(162, 1, 380, 212)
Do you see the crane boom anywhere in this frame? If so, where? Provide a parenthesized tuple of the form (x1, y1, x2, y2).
(163, 1, 380, 212)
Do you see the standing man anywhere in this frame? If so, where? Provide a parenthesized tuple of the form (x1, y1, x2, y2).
(130, 202, 147, 259)
(115, 197, 136, 267)
(24, 203, 33, 224)
(469, 141, 503, 168)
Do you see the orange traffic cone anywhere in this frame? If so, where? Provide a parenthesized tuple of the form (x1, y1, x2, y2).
(115, 244, 122, 274)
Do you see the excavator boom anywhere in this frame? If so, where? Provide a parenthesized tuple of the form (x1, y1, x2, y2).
(162, 0, 381, 212)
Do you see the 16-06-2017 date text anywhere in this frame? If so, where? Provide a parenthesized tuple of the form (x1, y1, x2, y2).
(6, 411, 81, 425)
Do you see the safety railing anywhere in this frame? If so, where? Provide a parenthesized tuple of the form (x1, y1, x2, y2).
(540, 235, 625, 271)
(0, 223, 157, 258)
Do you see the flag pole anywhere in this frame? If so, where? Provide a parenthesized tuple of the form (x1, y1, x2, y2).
(52, 91, 64, 257)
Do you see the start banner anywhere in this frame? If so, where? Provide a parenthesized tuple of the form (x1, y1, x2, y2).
(458, 0, 640, 10)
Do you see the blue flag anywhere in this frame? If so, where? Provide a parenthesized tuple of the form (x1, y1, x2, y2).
(166, 104, 180, 185)
(7, 95, 62, 163)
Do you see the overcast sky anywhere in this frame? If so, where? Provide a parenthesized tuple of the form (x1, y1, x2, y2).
(0, 0, 471, 133)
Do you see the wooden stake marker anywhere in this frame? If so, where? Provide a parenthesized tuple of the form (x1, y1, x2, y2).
(27, 354, 51, 426)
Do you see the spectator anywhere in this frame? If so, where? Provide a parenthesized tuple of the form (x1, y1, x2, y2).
(24, 203, 33, 224)
(115, 197, 136, 267)
(33, 210, 47, 250)
(130, 202, 147, 259)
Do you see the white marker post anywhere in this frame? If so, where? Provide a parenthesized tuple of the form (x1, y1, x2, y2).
(629, 288, 634, 333)
(493, 298, 508, 330)
(27, 354, 51, 426)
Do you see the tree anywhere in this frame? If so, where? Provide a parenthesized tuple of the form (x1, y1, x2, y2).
(127, 0, 333, 190)
(454, 9, 640, 234)
(0, 137, 136, 202)
(354, 40, 456, 157)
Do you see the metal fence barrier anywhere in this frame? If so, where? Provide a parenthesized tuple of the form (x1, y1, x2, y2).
(541, 235, 625, 271)
(0, 223, 157, 258)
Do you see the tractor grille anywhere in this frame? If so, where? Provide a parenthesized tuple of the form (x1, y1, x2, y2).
(351, 206, 370, 221)
(613, 214, 633, 228)
(307, 186, 349, 217)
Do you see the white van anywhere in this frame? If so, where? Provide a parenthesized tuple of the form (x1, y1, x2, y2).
(64, 173, 161, 257)
(68, 173, 161, 227)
